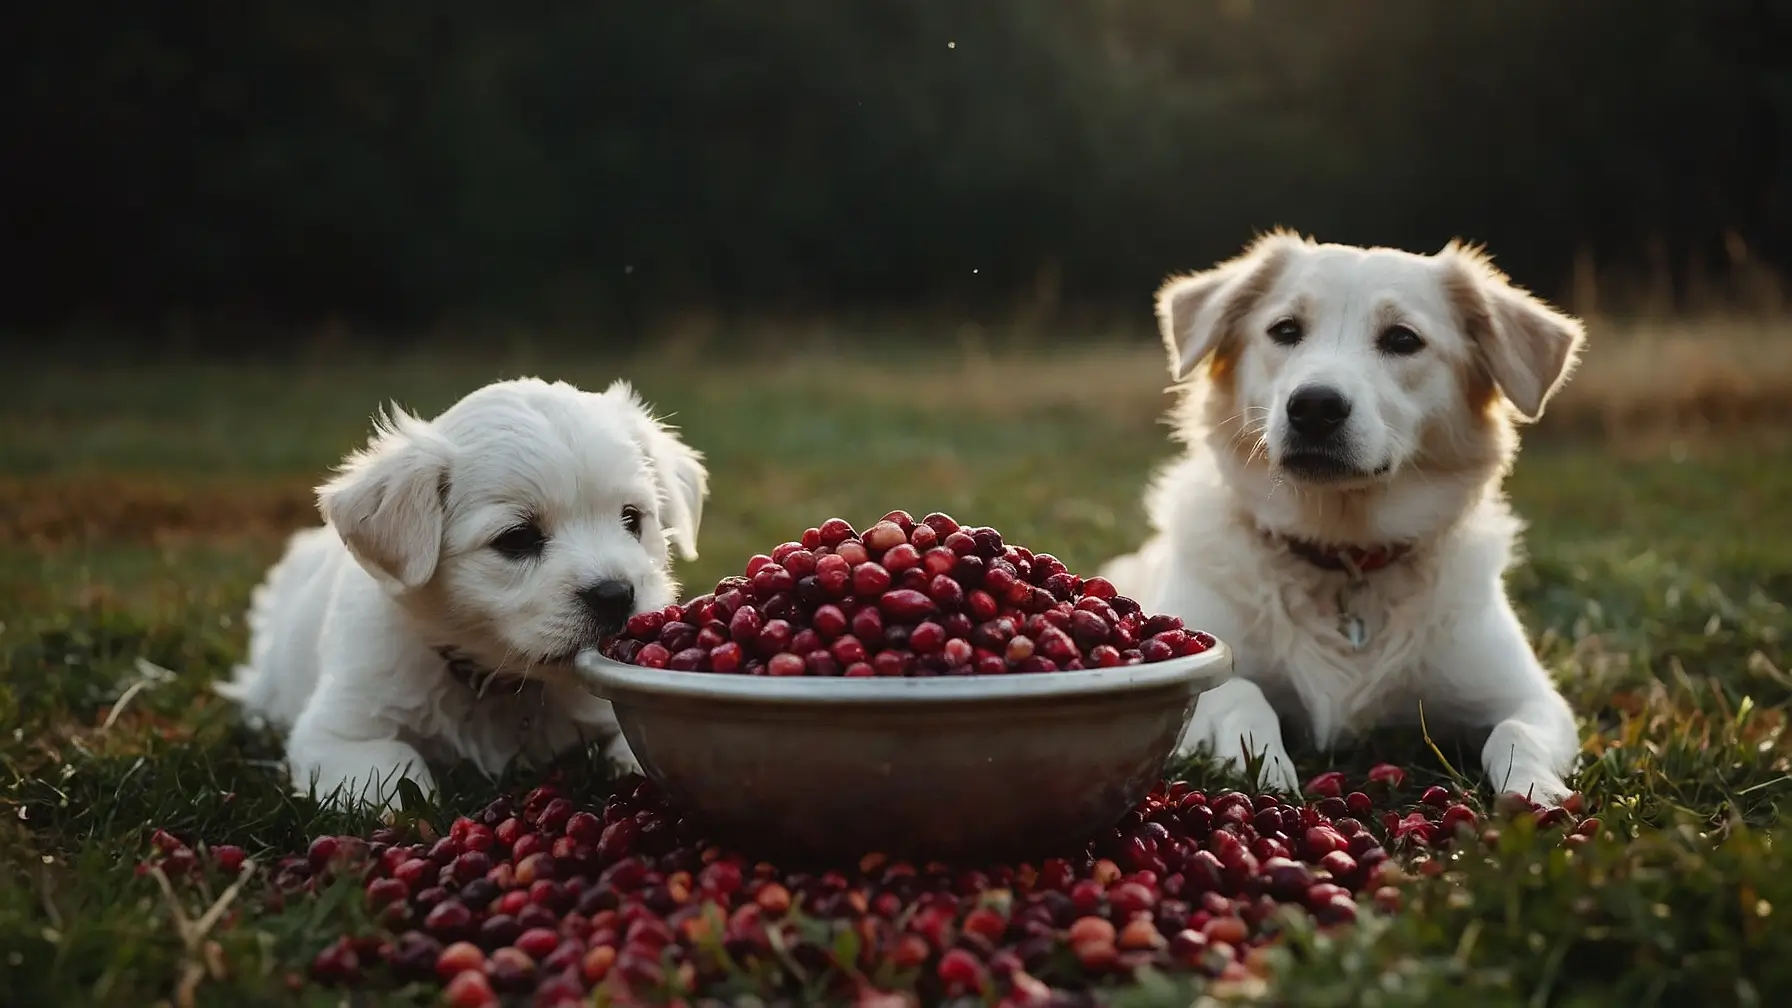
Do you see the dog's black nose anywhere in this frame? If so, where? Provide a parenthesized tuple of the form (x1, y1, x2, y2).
(578, 579, 636, 631)
(1286, 385, 1351, 440)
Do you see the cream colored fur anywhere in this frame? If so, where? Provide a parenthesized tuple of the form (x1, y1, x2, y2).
(1101, 232, 1583, 801)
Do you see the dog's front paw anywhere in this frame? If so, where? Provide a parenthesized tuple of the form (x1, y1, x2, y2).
(287, 735, 436, 814)
(1481, 721, 1575, 806)
(1494, 769, 1571, 807)
(1178, 679, 1300, 793)
(603, 733, 643, 775)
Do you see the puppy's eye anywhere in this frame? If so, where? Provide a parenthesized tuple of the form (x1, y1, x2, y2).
(1378, 324, 1425, 356)
(1267, 318, 1303, 346)
(621, 505, 644, 538)
(491, 521, 548, 560)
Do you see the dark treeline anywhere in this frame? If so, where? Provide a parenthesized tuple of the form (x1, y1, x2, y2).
(6, 1, 1790, 344)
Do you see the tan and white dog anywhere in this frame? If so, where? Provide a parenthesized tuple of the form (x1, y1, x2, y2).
(1101, 232, 1583, 801)
(218, 377, 707, 811)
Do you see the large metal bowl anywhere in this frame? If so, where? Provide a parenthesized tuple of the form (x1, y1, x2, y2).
(571, 644, 1232, 863)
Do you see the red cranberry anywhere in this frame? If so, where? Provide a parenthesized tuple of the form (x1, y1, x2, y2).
(366, 876, 409, 908)
(919, 547, 956, 579)
(768, 653, 805, 676)
(1138, 638, 1174, 662)
(1304, 772, 1346, 798)
(513, 926, 560, 960)
(783, 549, 818, 578)
(818, 518, 857, 547)
(211, 845, 247, 875)
(814, 554, 851, 595)
(424, 899, 473, 939)
(910, 621, 946, 653)
(486, 946, 536, 992)
(1318, 850, 1359, 884)
(879, 510, 916, 530)
(872, 650, 909, 676)
(830, 634, 868, 665)
(1005, 635, 1035, 663)
(811, 604, 848, 638)
(937, 948, 989, 992)
(1037, 627, 1080, 663)
(852, 563, 892, 596)
(624, 610, 666, 640)
(1442, 804, 1478, 833)
(450, 851, 491, 884)
(710, 641, 744, 673)
(756, 619, 794, 656)
(864, 521, 908, 553)
(636, 643, 670, 668)
(878, 589, 938, 621)
(1365, 763, 1407, 788)
(942, 638, 974, 666)
(305, 835, 342, 873)
(850, 605, 884, 642)
(394, 858, 432, 890)
(789, 628, 823, 655)
(883, 543, 922, 574)
(751, 564, 794, 598)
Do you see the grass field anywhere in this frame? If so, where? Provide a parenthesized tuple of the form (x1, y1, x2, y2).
(2, 330, 1790, 1005)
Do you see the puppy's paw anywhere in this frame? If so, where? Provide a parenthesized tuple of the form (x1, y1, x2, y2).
(1495, 770, 1571, 807)
(603, 733, 643, 775)
(288, 737, 436, 814)
(1177, 679, 1299, 793)
(1253, 745, 1302, 794)
(1482, 720, 1575, 806)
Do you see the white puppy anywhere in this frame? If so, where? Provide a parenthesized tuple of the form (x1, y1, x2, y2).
(1101, 232, 1584, 801)
(218, 377, 707, 811)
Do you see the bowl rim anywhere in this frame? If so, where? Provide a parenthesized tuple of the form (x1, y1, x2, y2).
(572, 640, 1231, 706)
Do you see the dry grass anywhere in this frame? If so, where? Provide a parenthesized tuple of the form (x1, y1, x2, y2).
(645, 312, 1792, 440)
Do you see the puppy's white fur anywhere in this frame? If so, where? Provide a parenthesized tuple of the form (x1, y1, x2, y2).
(218, 377, 708, 811)
(1102, 232, 1583, 801)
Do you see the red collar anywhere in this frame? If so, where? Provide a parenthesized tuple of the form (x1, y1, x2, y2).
(1274, 536, 1412, 576)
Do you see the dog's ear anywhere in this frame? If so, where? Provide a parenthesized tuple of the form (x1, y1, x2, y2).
(607, 381, 708, 561)
(317, 405, 452, 592)
(1158, 231, 1300, 381)
(1440, 241, 1586, 420)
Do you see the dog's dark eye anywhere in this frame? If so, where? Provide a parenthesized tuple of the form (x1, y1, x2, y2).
(1378, 324, 1425, 356)
(1268, 318, 1303, 346)
(621, 505, 644, 538)
(491, 521, 547, 560)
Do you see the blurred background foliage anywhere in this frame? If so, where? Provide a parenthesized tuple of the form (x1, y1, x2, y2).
(7, 0, 1792, 347)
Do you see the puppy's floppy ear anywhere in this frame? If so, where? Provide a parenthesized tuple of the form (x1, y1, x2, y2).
(1440, 241, 1586, 420)
(607, 380, 708, 561)
(1158, 230, 1301, 381)
(317, 405, 453, 592)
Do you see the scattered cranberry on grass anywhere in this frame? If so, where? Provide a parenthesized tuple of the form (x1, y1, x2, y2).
(160, 767, 1597, 1004)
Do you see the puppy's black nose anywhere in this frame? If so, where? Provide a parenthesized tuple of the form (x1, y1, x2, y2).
(578, 579, 636, 631)
(1286, 385, 1351, 440)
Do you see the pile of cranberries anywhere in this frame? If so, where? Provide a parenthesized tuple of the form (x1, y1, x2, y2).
(138, 770, 1596, 1006)
(601, 512, 1215, 677)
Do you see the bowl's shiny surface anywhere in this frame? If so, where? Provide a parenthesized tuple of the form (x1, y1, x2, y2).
(572, 645, 1232, 862)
